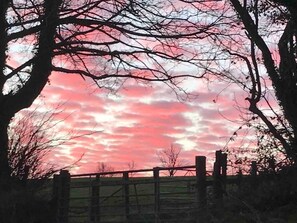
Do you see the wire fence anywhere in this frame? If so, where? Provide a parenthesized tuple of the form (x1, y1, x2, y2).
(52, 151, 254, 223)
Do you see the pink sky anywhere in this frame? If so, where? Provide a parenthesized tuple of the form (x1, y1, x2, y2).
(6, 1, 284, 176)
(25, 71, 257, 174)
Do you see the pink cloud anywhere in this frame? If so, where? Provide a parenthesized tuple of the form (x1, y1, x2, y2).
(25, 70, 255, 174)
(119, 85, 155, 98)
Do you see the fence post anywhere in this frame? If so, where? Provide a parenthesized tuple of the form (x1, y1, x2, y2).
(213, 150, 223, 201)
(123, 172, 130, 221)
(196, 156, 206, 223)
(90, 175, 100, 223)
(221, 153, 227, 186)
(57, 170, 70, 223)
(153, 167, 160, 223)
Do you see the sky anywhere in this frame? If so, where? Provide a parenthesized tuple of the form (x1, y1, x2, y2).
(5, 0, 285, 177)
(23, 70, 254, 175)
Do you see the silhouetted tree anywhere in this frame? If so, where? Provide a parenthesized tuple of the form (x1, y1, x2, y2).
(8, 109, 58, 182)
(8, 106, 87, 183)
(0, 106, 83, 223)
(2, 0, 296, 186)
(0, 0, 221, 185)
(194, 0, 297, 165)
(97, 162, 116, 177)
(231, 0, 297, 163)
(126, 160, 136, 177)
(157, 144, 184, 176)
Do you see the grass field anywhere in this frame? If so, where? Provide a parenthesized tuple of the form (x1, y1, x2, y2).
(50, 172, 297, 223)
(66, 176, 198, 223)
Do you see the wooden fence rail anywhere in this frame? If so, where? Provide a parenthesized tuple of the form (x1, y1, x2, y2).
(52, 151, 256, 223)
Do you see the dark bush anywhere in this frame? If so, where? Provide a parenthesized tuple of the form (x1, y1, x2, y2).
(0, 183, 54, 223)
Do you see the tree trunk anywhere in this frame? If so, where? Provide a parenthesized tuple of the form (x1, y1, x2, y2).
(277, 13, 297, 161)
(0, 0, 62, 187)
(230, 0, 297, 162)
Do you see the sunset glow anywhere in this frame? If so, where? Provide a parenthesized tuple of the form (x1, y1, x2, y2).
(4, 0, 283, 176)
(19, 71, 254, 175)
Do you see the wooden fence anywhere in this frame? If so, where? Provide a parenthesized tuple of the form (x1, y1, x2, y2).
(52, 151, 257, 223)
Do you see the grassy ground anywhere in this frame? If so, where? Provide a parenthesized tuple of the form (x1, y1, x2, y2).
(67, 176, 197, 222)
(2, 173, 297, 222)
(52, 174, 297, 223)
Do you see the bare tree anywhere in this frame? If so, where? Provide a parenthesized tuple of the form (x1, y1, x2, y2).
(0, 0, 221, 184)
(181, 0, 297, 165)
(126, 160, 136, 177)
(157, 144, 184, 176)
(97, 162, 116, 177)
(225, 0, 297, 163)
(2, 0, 295, 184)
(8, 110, 57, 182)
(8, 106, 86, 183)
